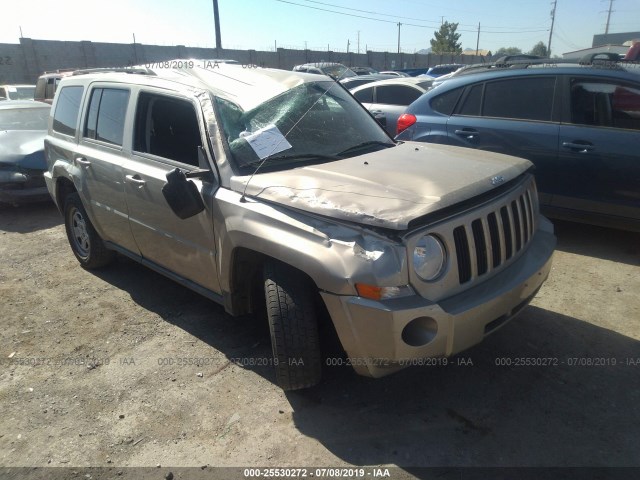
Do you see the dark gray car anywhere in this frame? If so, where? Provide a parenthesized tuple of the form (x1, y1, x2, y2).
(0, 100, 51, 204)
(396, 64, 640, 231)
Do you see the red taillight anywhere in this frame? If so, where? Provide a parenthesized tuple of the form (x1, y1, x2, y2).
(397, 113, 417, 135)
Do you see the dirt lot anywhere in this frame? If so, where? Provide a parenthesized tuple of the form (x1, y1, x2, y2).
(1, 201, 639, 475)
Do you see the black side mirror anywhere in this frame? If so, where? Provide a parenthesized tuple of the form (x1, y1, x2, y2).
(162, 168, 205, 219)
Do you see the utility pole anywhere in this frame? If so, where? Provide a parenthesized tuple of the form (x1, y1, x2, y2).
(357, 31, 360, 54)
(476, 22, 480, 56)
(397, 22, 402, 54)
(347, 39, 350, 54)
(605, 0, 614, 34)
(547, 0, 557, 58)
(212, 0, 222, 50)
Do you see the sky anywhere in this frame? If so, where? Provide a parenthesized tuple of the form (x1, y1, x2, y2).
(2, 0, 640, 56)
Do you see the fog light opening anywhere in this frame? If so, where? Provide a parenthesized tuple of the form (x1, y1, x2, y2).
(401, 316, 438, 347)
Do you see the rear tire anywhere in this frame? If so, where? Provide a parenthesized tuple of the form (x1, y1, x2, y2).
(263, 261, 322, 390)
(63, 193, 115, 269)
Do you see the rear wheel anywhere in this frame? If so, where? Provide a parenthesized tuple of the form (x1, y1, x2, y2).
(64, 193, 115, 269)
(263, 261, 322, 390)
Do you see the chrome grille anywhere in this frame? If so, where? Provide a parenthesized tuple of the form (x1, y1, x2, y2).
(453, 181, 537, 285)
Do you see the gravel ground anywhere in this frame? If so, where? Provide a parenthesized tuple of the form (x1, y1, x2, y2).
(1, 201, 639, 476)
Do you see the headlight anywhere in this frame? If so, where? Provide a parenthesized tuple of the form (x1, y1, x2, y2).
(413, 234, 446, 281)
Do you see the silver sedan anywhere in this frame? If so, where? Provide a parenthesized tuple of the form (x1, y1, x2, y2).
(349, 77, 433, 136)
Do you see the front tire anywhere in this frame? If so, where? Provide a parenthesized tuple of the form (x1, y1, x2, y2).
(64, 193, 115, 269)
(263, 261, 322, 391)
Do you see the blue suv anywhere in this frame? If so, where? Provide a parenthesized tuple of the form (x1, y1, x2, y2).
(395, 64, 640, 231)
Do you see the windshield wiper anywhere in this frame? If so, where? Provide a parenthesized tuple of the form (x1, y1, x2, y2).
(336, 140, 395, 157)
(244, 153, 338, 168)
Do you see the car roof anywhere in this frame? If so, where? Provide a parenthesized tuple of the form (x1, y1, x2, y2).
(428, 63, 640, 92)
(428, 64, 464, 69)
(56, 62, 330, 111)
(294, 62, 345, 68)
(1, 84, 36, 88)
(350, 76, 433, 92)
(0, 100, 50, 110)
(340, 74, 397, 83)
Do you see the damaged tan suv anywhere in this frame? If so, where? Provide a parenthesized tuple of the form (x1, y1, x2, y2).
(44, 63, 555, 390)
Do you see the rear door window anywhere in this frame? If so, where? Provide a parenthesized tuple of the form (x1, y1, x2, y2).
(83, 88, 130, 146)
(458, 84, 483, 116)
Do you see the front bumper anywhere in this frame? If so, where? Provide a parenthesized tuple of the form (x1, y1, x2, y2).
(320, 224, 556, 378)
(0, 170, 50, 204)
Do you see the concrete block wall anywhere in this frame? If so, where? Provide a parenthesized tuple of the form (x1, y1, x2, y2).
(0, 38, 485, 84)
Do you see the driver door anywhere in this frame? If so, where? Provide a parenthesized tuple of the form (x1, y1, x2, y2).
(122, 89, 222, 294)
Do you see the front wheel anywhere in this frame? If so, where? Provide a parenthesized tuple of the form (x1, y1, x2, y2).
(263, 261, 322, 391)
(64, 193, 115, 269)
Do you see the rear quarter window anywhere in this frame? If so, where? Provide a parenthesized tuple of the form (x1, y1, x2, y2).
(430, 87, 463, 115)
(53, 85, 84, 136)
(353, 87, 373, 103)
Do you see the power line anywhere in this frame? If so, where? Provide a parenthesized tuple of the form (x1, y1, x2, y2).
(275, 0, 549, 34)
(298, 0, 441, 26)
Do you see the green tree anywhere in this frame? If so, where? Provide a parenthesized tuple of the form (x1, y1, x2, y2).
(430, 22, 462, 54)
(529, 41, 549, 57)
(493, 47, 523, 58)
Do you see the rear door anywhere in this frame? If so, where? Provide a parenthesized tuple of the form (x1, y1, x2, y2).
(555, 75, 640, 222)
(122, 89, 221, 294)
(445, 76, 560, 206)
(75, 84, 138, 252)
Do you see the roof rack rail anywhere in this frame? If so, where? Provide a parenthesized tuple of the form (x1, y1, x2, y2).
(579, 52, 623, 65)
(493, 54, 545, 66)
(42, 68, 77, 74)
(71, 67, 155, 76)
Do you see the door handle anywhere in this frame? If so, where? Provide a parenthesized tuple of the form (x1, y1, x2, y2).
(125, 174, 146, 187)
(370, 110, 385, 116)
(562, 141, 594, 153)
(76, 157, 91, 167)
(454, 129, 478, 139)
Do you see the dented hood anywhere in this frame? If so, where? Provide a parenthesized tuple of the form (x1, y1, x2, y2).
(0, 130, 47, 170)
(231, 142, 532, 230)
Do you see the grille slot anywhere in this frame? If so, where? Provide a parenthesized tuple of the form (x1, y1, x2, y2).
(452, 181, 536, 285)
(453, 226, 472, 284)
(487, 212, 501, 268)
(471, 219, 488, 276)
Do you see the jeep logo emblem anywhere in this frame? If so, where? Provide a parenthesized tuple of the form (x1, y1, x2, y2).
(491, 175, 505, 186)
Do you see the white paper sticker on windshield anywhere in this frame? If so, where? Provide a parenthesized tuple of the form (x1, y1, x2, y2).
(244, 124, 292, 160)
